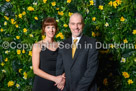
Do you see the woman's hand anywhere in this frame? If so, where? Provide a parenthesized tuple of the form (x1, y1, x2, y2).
(54, 75, 65, 85)
(57, 78, 65, 90)
(54, 74, 65, 90)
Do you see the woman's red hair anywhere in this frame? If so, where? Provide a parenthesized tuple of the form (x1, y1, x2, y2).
(42, 17, 58, 35)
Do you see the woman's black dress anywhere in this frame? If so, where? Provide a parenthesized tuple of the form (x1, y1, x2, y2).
(32, 46, 58, 91)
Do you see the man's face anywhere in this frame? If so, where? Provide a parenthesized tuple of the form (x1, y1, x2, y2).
(69, 15, 84, 38)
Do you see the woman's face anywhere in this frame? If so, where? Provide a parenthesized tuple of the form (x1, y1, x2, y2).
(44, 25, 56, 38)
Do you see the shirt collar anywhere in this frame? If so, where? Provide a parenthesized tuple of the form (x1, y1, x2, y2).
(72, 33, 83, 43)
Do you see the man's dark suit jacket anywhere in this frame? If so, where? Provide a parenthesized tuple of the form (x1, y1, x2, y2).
(56, 34, 98, 91)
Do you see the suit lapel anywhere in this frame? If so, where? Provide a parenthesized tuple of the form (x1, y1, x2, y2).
(70, 34, 85, 69)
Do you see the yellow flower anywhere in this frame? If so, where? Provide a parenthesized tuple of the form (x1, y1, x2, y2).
(5, 50, 9, 54)
(132, 29, 136, 35)
(42, 35, 46, 39)
(92, 17, 96, 21)
(23, 28, 27, 33)
(103, 78, 108, 86)
(11, 19, 16, 24)
(1, 62, 5, 66)
(22, 11, 26, 15)
(29, 51, 32, 56)
(123, 39, 128, 43)
(67, 0, 71, 3)
(63, 24, 68, 27)
(108, 1, 113, 6)
(2, 69, 6, 73)
(4, 16, 9, 20)
(51, 2, 56, 6)
(56, 19, 59, 22)
(30, 66, 33, 69)
(110, 44, 114, 48)
(122, 72, 130, 78)
(8, 81, 14, 87)
(90, 0, 94, 5)
(0, 28, 4, 32)
(11, 19, 14, 22)
(6, 0, 10, 2)
(134, 58, 136, 62)
(29, 34, 33, 37)
(58, 11, 64, 16)
(5, 58, 8, 62)
(69, 12, 73, 17)
(18, 14, 22, 18)
(22, 49, 25, 53)
(4, 21, 7, 25)
(15, 24, 19, 28)
(105, 22, 109, 27)
(121, 57, 126, 63)
(23, 72, 27, 79)
(86, 9, 89, 13)
(17, 50, 21, 54)
(120, 16, 126, 22)
(33, 2, 37, 5)
(34, 16, 38, 20)
(43, 0, 47, 3)
(16, 83, 20, 88)
(16, 36, 20, 39)
(113, 1, 118, 8)
(116, 0, 122, 5)
(27, 6, 34, 11)
(56, 32, 64, 39)
(128, 79, 133, 84)
(92, 32, 96, 37)
(135, 44, 136, 49)
(98, 5, 103, 10)
(18, 69, 22, 73)
(56, 8, 59, 10)
(96, 26, 99, 30)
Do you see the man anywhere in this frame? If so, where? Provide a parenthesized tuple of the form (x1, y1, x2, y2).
(56, 13, 98, 91)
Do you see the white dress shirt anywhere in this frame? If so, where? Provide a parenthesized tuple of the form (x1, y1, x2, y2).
(72, 33, 83, 46)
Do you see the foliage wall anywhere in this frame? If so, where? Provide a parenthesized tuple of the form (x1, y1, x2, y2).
(0, 0, 136, 90)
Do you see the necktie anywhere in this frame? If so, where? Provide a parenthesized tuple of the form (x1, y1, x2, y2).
(72, 39, 78, 59)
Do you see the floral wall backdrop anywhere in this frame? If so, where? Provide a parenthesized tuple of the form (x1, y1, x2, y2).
(0, 0, 136, 90)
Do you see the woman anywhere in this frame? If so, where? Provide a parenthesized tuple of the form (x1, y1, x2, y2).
(32, 17, 65, 91)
